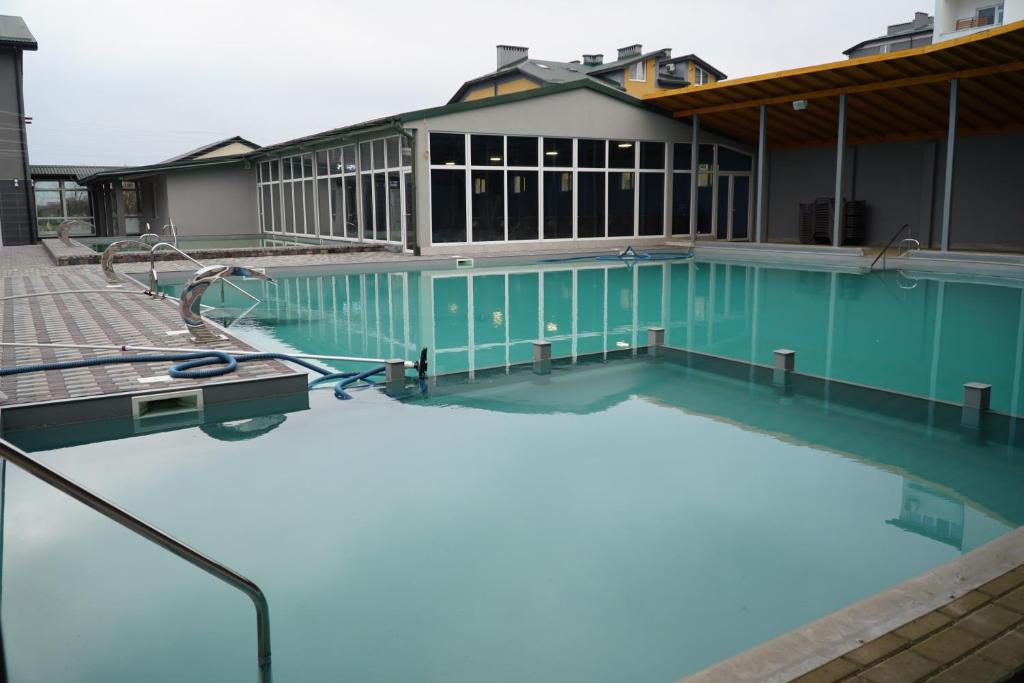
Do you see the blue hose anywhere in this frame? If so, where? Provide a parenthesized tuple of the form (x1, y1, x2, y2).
(0, 351, 386, 401)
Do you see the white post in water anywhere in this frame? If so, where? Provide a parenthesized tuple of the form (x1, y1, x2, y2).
(533, 340, 552, 376)
(774, 349, 795, 372)
(774, 348, 795, 389)
(962, 381, 990, 430)
(647, 327, 665, 358)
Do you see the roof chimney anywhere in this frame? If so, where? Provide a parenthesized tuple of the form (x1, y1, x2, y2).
(496, 45, 529, 70)
(583, 53, 604, 66)
(617, 44, 642, 60)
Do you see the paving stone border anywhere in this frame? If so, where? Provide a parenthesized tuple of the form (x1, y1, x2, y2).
(41, 237, 386, 266)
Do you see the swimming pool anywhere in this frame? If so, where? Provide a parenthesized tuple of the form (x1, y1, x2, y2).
(167, 257, 1024, 415)
(79, 234, 323, 253)
(3, 255, 1023, 682)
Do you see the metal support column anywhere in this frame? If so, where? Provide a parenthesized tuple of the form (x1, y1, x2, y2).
(755, 104, 767, 243)
(689, 114, 700, 240)
(941, 78, 958, 252)
(832, 93, 847, 248)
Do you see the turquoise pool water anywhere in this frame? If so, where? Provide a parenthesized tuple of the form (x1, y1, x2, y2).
(3, 354, 1021, 682)
(169, 258, 1024, 414)
(4, 257, 1024, 681)
(81, 234, 320, 252)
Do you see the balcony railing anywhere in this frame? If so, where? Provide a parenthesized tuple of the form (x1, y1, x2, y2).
(955, 15, 995, 31)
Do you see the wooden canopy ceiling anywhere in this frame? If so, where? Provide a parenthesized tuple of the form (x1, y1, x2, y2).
(644, 21, 1024, 149)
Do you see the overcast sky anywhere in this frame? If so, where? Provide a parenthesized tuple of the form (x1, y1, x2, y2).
(9, 0, 928, 166)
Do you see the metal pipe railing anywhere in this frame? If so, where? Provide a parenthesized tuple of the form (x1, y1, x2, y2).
(870, 223, 910, 271)
(0, 438, 272, 682)
(148, 242, 260, 304)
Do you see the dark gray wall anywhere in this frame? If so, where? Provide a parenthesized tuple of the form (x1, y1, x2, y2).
(164, 165, 258, 236)
(765, 132, 1024, 252)
(949, 133, 1024, 252)
(0, 48, 34, 245)
(764, 146, 853, 244)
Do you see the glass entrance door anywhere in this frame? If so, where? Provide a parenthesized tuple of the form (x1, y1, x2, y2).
(715, 174, 752, 241)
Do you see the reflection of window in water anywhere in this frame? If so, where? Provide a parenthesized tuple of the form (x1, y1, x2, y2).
(887, 480, 965, 551)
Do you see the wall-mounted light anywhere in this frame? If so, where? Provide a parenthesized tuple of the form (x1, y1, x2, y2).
(617, 142, 634, 148)
(544, 151, 558, 156)
(489, 156, 502, 162)
(792, 99, 808, 111)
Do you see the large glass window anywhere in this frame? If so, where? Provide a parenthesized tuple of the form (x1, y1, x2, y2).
(542, 138, 572, 166)
(471, 135, 504, 166)
(609, 140, 635, 169)
(507, 136, 538, 167)
(608, 172, 634, 237)
(430, 133, 465, 166)
(427, 134, 668, 244)
(640, 142, 665, 170)
(578, 139, 605, 168)
(507, 171, 538, 240)
(577, 172, 604, 238)
(471, 170, 504, 242)
(373, 173, 387, 240)
(672, 173, 691, 235)
(543, 171, 572, 239)
(344, 177, 359, 239)
(388, 171, 402, 242)
(639, 174, 664, 236)
(431, 170, 466, 243)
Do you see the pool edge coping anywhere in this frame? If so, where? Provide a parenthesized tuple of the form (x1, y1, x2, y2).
(678, 525, 1024, 682)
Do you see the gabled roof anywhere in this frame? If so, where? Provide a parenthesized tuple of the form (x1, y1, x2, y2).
(162, 135, 260, 163)
(585, 48, 670, 76)
(843, 15, 934, 55)
(0, 15, 37, 50)
(253, 79, 675, 158)
(449, 48, 725, 103)
(661, 53, 728, 80)
(30, 165, 121, 181)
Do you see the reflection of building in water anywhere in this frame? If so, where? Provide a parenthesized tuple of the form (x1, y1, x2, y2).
(886, 478, 1012, 553)
(887, 480, 964, 550)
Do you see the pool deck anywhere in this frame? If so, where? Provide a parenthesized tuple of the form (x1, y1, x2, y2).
(0, 244, 347, 429)
(2, 241, 1024, 680)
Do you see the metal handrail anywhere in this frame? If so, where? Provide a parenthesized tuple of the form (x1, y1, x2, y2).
(0, 438, 272, 682)
(870, 223, 910, 271)
(148, 242, 260, 304)
(897, 238, 920, 258)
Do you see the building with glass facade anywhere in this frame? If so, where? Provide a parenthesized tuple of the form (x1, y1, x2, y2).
(250, 80, 747, 254)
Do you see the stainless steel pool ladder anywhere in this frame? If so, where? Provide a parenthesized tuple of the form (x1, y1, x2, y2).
(0, 438, 273, 683)
(870, 223, 911, 271)
(148, 242, 260, 305)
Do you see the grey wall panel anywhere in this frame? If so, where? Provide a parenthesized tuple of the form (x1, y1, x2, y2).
(164, 165, 257, 236)
(949, 133, 1024, 252)
(765, 146, 836, 243)
(852, 139, 933, 246)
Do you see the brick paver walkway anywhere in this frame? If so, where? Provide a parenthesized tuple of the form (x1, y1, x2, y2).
(795, 567, 1024, 682)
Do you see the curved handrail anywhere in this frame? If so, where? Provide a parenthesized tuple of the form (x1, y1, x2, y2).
(181, 265, 273, 342)
(148, 242, 259, 304)
(101, 239, 151, 283)
(870, 223, 910, 271)
(56, 219, 97, 247)
(0, 438, 272, 682)
(897, 238, 920, 258)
